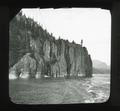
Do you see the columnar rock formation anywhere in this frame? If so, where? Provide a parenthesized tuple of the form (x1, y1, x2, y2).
(9, 11, 93, 79)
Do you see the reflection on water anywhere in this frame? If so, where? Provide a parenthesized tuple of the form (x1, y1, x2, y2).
(83, 74, 110, 103)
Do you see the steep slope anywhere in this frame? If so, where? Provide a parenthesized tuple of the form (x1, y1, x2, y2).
(9, 11, 93, 79)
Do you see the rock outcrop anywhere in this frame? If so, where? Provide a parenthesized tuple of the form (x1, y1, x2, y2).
(9, 53, 36, 79)
(9, 36, 93, 79)
(9, 11, 93, 79)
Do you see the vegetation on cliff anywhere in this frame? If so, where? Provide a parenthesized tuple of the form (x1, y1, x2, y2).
(9, 11, 93, 79)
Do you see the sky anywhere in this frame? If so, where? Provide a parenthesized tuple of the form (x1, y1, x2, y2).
(21, 8, 111, 65)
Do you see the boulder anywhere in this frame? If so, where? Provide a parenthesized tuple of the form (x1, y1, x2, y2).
(9, 53, 37, 79)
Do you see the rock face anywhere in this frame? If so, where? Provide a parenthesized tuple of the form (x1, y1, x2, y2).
(9, 12, 93, 79)
(9, 37, 93, 79)
(9, 53, 36, 79)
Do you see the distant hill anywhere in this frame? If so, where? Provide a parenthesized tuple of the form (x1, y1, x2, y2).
(92, 60, 110, 74)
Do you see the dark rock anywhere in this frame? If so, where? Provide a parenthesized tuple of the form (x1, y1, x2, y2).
(9, 34, 93, 79)
(9, 12, 93, 79)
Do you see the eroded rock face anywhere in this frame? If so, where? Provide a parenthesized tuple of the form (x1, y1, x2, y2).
(9, 13, 93, 79)
(9, 37, 92, 79)
(34, 52, 45, 78)
(43, 40, 51, 61)
(9, 30, 93, 80)
(9, 53, 36, 79)
(51, 62, 60, 78)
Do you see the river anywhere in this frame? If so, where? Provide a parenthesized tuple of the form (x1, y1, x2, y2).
(9, 74, 110, 104)
(81, 74, 110, 103)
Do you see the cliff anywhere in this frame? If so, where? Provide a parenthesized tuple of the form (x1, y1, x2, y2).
(9, 11, 93, 79)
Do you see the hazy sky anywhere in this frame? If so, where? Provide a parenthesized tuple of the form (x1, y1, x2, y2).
(22, 8, 111, 65)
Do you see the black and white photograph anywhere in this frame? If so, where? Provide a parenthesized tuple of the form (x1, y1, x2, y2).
(9, 8, 111, 104)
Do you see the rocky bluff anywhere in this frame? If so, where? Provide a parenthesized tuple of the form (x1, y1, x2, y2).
(9, 11, 93, 79)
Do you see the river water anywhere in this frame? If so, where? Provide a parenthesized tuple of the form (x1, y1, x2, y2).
(9, 74, 110, 104)
(82, 74, 110, 103)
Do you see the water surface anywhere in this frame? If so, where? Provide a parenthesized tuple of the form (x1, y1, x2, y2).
(9, 74, 110, 104)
